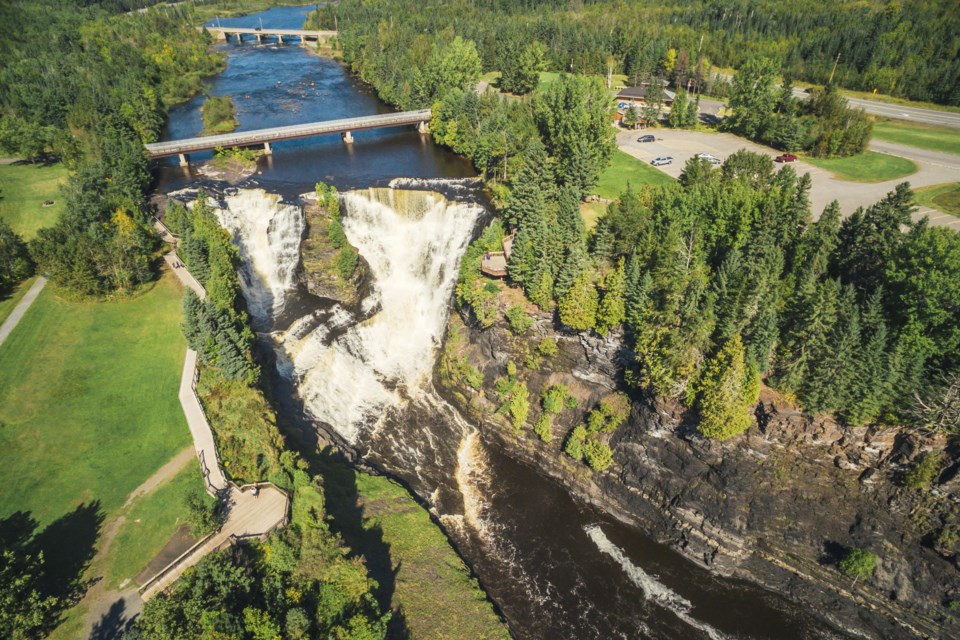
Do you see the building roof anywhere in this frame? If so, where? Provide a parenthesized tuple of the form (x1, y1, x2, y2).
(617, 86, 676, 101)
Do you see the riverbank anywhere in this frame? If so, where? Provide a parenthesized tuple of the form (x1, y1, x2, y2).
(435, 294, 960, 639)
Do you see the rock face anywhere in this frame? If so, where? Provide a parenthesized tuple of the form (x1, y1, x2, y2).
(299, 201, 369, 306)
(437, 304, 960, 639)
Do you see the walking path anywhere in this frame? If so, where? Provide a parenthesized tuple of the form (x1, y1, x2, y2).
(0, 276, 47, 347)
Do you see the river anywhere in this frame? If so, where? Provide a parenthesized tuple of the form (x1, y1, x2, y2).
(156, 6, 847, 639)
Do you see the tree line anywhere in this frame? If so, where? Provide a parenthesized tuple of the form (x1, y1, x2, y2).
(326, 0, 959, 108)
(0, 1, 224, 297)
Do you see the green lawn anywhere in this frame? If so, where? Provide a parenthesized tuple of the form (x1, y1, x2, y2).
(802, 151, 918, 183)
(0, 271, 190, 526)
(914, 183, 960, 218)
(593, 149, 676, 200)
(580, 202, 607, 231)
(0, 276, 37, 326)
(0, 163, 68, 240)
(319, 455, 509, 639)
(104, 462, 205, 589)
(872, 120, 960, 156)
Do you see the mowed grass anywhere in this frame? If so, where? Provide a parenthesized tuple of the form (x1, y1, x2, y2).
(0, 163, 68, 240)
(0, 276, 37, 326)
(802, 151, 918, 183)
(0, 271, 190, 527)
(319, 457, 509, 639)
(593, 149, 675, 200)
(104, 461, 203, 588)
(872, 120, 960, 156)
(914, 183, 960, 218)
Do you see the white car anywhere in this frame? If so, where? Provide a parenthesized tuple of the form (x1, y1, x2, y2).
(651, 156, 673, 166)
(696, 153, 722, 165)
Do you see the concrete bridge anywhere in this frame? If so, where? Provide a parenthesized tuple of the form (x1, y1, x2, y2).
(205, 26, 336, 45)
(145, 110, 432, 166)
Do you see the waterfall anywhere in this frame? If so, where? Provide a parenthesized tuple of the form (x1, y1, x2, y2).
(215, 189, 305, 327)
(282, 187, 482, 446)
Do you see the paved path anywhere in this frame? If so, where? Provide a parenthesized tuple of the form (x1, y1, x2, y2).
(617, 129, 960, 230)
(0, 276, 47, 348)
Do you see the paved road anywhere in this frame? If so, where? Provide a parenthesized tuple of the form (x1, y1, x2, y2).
(0, 277, 47, 348)
(617, 129, 960, 230)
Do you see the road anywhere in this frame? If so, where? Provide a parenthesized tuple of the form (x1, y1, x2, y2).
(617, 129, 960, 231)
(0, 277, 47, 348)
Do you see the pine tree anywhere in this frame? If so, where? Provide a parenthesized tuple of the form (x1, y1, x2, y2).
(556, 184, 586, 251)
(843, 290, 892, 425)
(595, 261, 626, 336)
(693, 335, 760, 439)
(802, 284, 861, 413)
(554, 242, 586, 301)
(624, 255, 652, 331)
(558, 273, 598, 331)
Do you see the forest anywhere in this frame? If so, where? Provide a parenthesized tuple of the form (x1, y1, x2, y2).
(0, 0, 224, 296)
(326, 0, 960, 106)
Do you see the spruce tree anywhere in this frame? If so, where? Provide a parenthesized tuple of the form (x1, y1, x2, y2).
(595, 261, 626, 336)
(693, 335, 760, 439)
(802, 284, 861, 413)
(558, 273, 598, 331)
(843, 290, 892, 425)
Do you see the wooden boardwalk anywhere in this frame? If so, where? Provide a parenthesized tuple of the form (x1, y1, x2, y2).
(137, 219, 289, 601)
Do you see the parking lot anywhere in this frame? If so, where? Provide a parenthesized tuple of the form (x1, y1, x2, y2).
(616, 129, 960, 231)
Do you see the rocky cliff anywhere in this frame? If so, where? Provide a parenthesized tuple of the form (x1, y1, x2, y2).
(436, 300, 960, 639)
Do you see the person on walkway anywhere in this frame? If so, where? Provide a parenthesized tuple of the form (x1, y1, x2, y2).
(252, 483, 259, 499)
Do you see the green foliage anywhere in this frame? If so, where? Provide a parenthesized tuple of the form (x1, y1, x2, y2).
(183, 488, 222, 537)
(542, 384, 572, 415)
(201, 95, 239, 135)
(0, 546, 61, 640)
(904, 452, 943, 490)
(0, 219, 33, 294)
(414, 36, 482, 105)
(534, 413, 554, 442)
(582, 439, 614, 472)
(564, 425, 588, 461)
(132, 480, 389, 640)
(692, 336, 760, 440)
(558, 273, 598, 331)
(495, 366, 530, 432)
(500, 41, 546, 95)
(838, 547, 878, 581)
(505, 305, 534, 334)
(585, 394, 631, 434)
(457, 221, 505, 327)
(595, 261, 626, 336)
(537, 337, 559, 357)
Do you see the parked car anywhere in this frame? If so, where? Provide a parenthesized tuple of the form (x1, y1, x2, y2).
(696, 152, 722, 165)
(651, 156, 673, 166)
(637, 134, 655, 143)
(775, 153, 798, 163)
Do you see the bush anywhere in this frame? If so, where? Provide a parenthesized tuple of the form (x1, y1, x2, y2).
(839, 547, 878, 581)
(582, 439, 614, 472)
(585, 393, 631, 433)
(564, 425, 587, 460)
(904, 452, 942, 490)
(542, 384, 571, 415)
(537, 337, 559, 357)
(184, 489, 222, 537)
(506, 305, 534, 334)
(534, 413, 554, 442)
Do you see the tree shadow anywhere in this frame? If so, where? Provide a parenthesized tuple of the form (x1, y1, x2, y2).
(88, 598, 137, 640)
(313, 447, 408, 638)
(0, 501, 104, 635)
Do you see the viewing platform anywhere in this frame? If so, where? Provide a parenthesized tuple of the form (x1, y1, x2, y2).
(145, 110, 432, 166)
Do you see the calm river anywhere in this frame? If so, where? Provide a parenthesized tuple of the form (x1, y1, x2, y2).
(155, 6, 847, 639)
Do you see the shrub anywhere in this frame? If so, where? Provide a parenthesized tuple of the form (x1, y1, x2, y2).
(582, 439, 614, 472)
(184, 489, 222, 537)
(564, 425, 587, 460)
(541, 384, 571, 415)
(904, 452, 943, 490)
(839, 547, 878, 582)
(464, 366, 484, 390)
(537, 337, 559, 357)
(506, 305, 534, 334)
(534, 413, 554, 442)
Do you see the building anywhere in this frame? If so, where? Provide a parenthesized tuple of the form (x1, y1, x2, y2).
(616, 85, 676, 107)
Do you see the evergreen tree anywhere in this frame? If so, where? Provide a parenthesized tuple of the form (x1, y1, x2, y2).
(595, 261, 626, 336)
(693, 335, 760, 439)
(558, 273, 598, 331)
(554, 242, 587, 301)
(802, 285, 861, 413)
(843, 289, 893, 425)
(668, 89, 689, 128)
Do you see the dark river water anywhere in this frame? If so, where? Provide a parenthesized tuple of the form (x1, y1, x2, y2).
(156, 6, 848, 639)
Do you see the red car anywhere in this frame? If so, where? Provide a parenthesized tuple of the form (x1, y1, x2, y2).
(775, 153, 798, 163)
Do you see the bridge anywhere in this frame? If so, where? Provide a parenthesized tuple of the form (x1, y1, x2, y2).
(205, 26, 337, 45)
(145, 110, 432, 165)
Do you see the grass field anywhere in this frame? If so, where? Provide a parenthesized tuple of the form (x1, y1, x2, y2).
(0, 163, 68, 240)
(802, 151, 918, 183)
(0, 271, 190, 526)
(914, 183, 960, 218)
(0, 276, 37, 326)
(318, 455, 509, 639)
(872, 120, 960, 156)
(104, 461, 204, 588)
(593, 149, 676, 200)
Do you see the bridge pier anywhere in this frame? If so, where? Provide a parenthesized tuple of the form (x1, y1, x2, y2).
(256, 33, 262, 44)
(342, 131, 354, 144)
(417, 121, 429, 134)
(263, 142, 272, 155)
(178, 153, 189, 167)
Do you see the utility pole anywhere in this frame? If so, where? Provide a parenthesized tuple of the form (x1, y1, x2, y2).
(828, 52, 841, 85)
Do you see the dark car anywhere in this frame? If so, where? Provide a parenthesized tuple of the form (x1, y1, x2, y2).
(775, 153, 798, 163)
(637, 134, 655, 143)
(651, 156, 673, 166)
